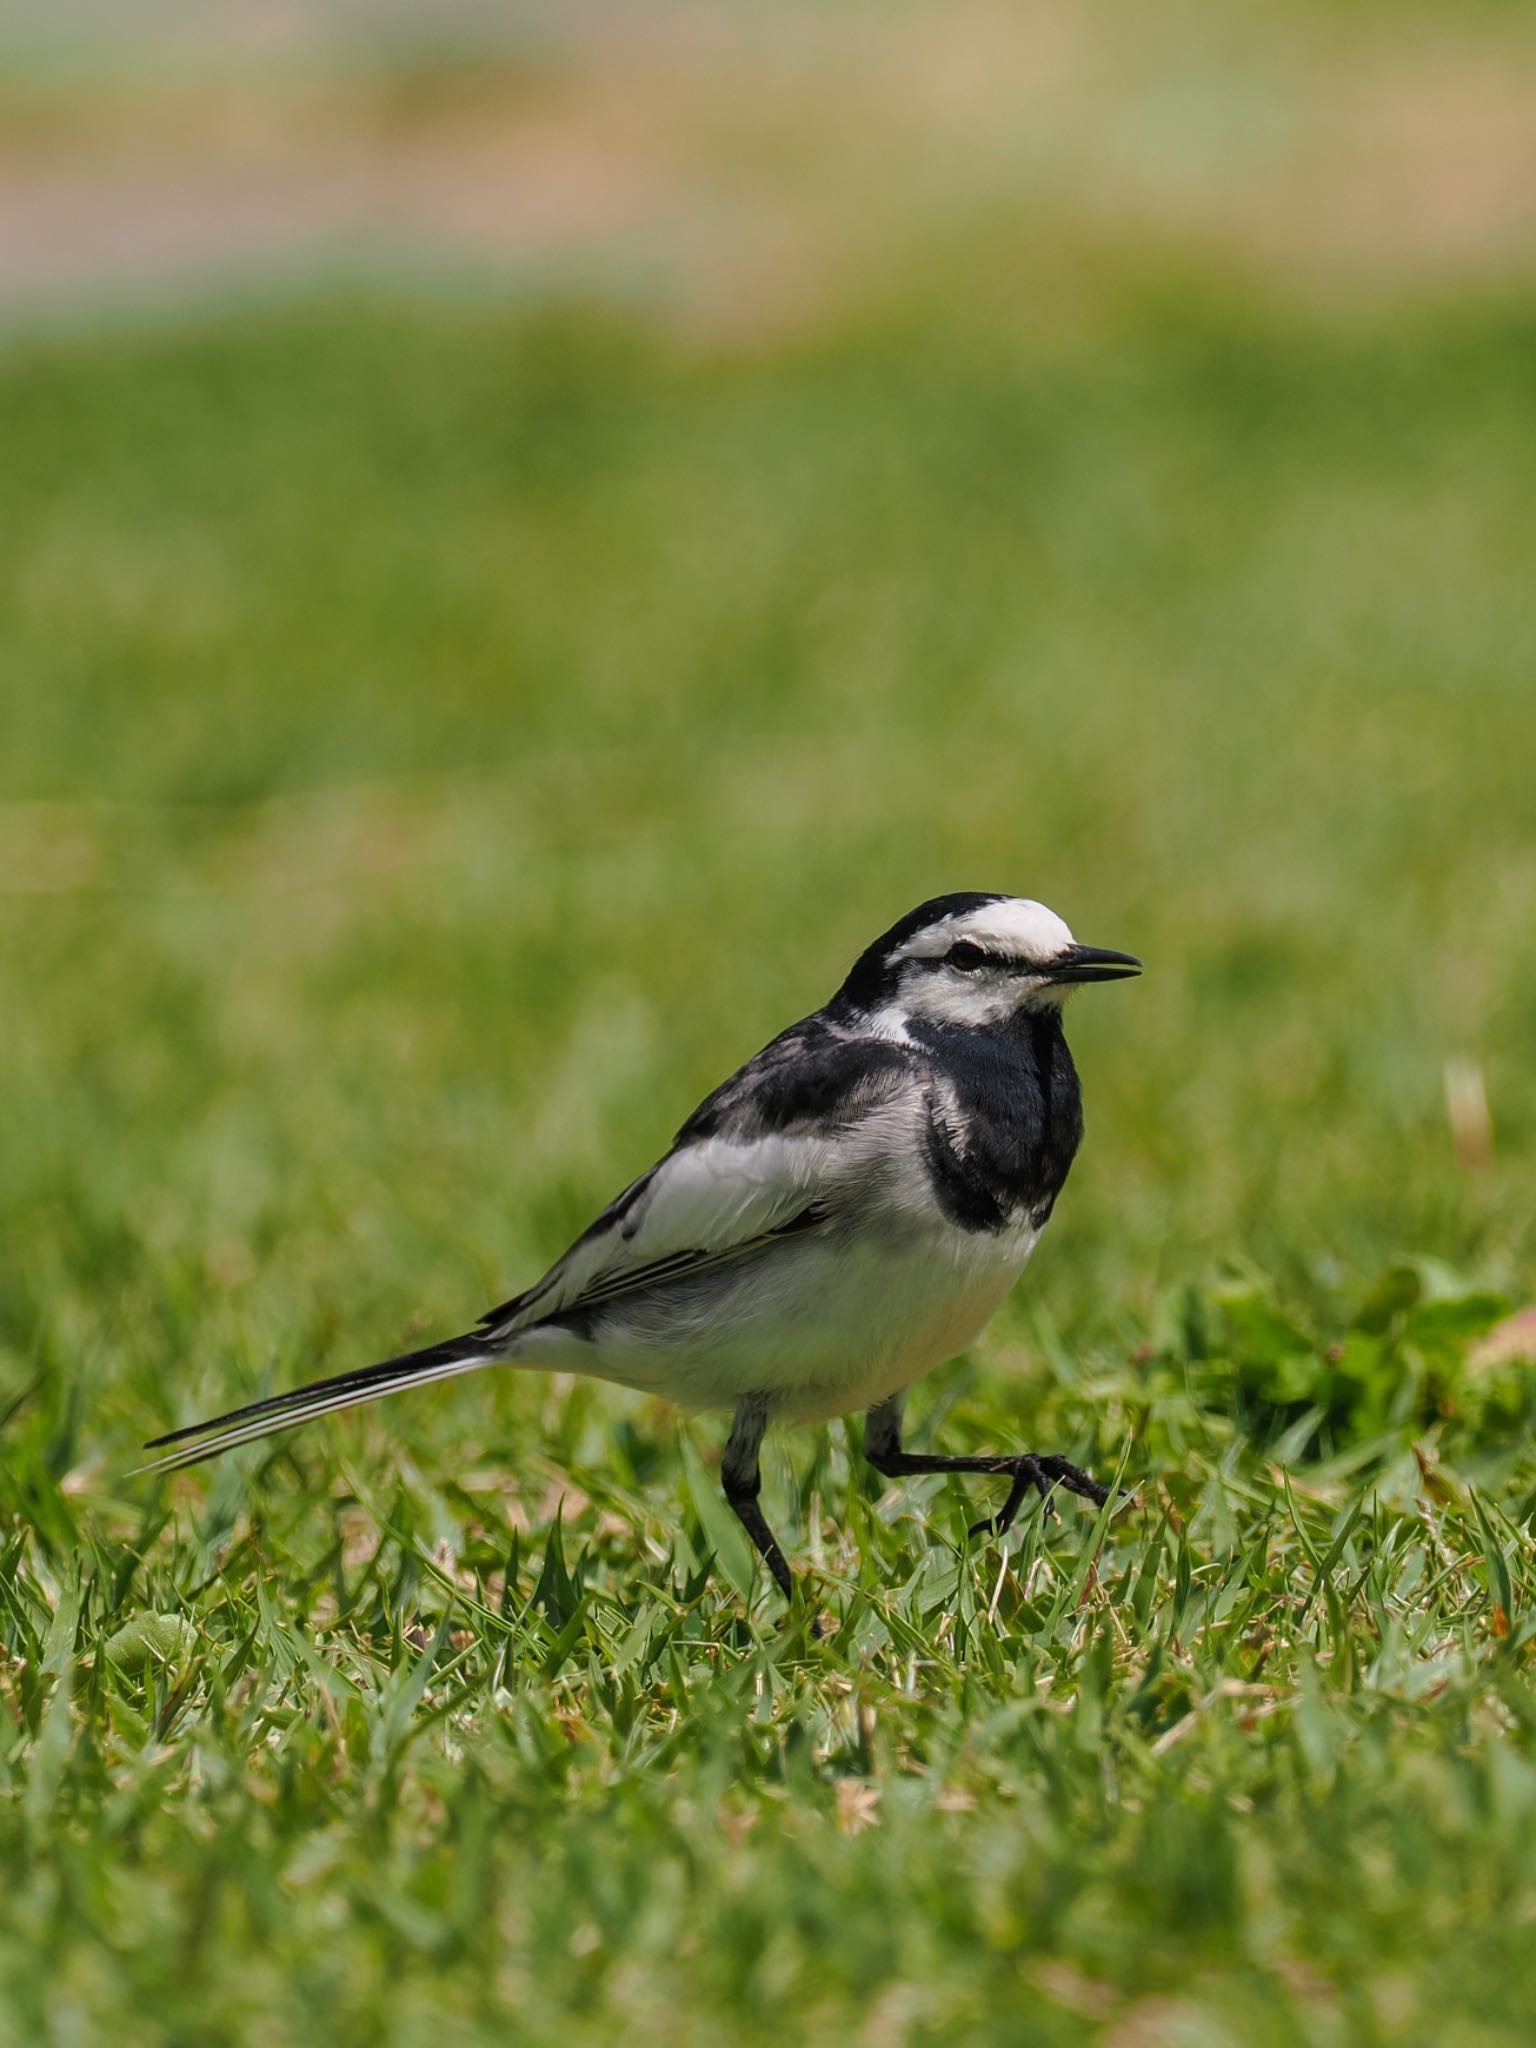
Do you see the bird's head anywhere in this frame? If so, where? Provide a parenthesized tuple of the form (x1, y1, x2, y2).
(835, 892, 1141, 1033)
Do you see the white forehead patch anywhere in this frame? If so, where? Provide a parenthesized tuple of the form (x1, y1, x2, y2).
(871, 896, 1079, 1034)
(894, 897, 1075, 965)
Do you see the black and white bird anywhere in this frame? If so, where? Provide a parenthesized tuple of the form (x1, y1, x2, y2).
(143, 893, 1139, 1601)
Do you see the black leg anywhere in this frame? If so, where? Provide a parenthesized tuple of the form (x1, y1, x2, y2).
(721, 1396, 794, 1601)
(864, 1395, 1111, 1539)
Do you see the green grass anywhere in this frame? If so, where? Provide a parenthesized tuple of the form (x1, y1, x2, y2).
(4, 276, 1536, 2046)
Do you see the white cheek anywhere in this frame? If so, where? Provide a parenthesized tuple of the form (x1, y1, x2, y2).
(895, 969, 1020, 1029)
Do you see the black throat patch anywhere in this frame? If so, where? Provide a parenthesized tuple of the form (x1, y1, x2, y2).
(914, 1006, 1084, 1234)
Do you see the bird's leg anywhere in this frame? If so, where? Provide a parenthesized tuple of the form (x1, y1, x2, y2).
(721, 1396, 795, 1601)
(863, 1395, 1111, 1539)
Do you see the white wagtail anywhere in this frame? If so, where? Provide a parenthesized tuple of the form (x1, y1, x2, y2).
(144, 894, 1140, 1601)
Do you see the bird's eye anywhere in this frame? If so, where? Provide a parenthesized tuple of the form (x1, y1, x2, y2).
(947, 941, 988, 971)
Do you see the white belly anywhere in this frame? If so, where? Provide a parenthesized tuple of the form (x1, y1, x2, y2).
(511, 1219, 1042, 1423)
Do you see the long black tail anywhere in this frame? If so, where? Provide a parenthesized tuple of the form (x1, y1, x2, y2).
(137, 1331, 501, 1475)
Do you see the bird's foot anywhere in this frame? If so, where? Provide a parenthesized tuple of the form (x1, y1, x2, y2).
(776, 1602, 826, 1641)
(968, 1454, 1114, 1540)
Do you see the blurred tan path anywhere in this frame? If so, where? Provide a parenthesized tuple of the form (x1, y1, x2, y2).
(1, 4, 1534, 333)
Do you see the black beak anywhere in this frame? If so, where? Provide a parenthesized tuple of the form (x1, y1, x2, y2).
(1049, 944, 1142, 986)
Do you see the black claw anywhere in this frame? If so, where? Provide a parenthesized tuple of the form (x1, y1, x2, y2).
(777, 1604, 823, 1638)
(862, 1402, 1120, 1559)
(969, 1454, 1113, 1541)
(1032, 1455, 1113, 1509)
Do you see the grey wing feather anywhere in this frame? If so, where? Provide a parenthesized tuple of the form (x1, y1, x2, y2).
(136, 1024, 921, 1473)
(482, 1024, 918, 1341)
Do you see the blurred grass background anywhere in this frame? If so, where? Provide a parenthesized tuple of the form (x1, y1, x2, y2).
(3, 4, 1536, 2044)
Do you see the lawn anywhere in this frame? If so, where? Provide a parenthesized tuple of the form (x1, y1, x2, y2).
(3, 259, 1536, 2044)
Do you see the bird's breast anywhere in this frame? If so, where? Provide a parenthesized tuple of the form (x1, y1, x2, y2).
(773, 1216, 1041, 1420)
